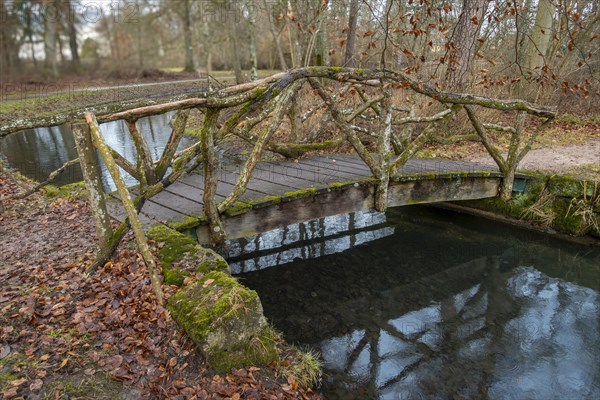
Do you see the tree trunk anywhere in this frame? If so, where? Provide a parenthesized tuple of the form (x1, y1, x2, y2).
(200, 19, 213, 75)
(182, 0, 195, 72)
(43, 0, 59, 77)
(230, 28, 243, 84)
(344, 0, 360, 67)
(0, 1, 20, 77)
(526, 0, 553, 73)
(516, 0, 553, 100)
(375, 95, 392, 212)
(135, 0, 144, 69)
(269, 9, 288, 70)
(444, 0, 487, 90)
(200, 109, 226, 244)
(65, 0, 80, 70)
(248, 0, 258, 80)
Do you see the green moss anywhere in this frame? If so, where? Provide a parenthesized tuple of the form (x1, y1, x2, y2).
(328, 177, 377, 190)
(208, 326, 280, 371)
(167, 215, 202, 231)
(462, 173, 599, 237)
(147, 223, 228, 285)
(283, 188, 317, 199)
(224, 201, 252, 217)
(43, 181, 88, 200)
(168, 271, 277, 371)
(197, 257, 229, 274)
(0, 372, 16, 391)
(552, 197, 589, 235)
(43, 184, 61, 198)
(163, 268, 187, 287)
(184, 127, 201, 139)
(547, 175, 594, 198)
(147, 224, 199, 285)
(275, 140, 339, 158)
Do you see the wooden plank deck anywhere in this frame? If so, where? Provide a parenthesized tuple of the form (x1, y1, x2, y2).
(107, 154, 506, 242)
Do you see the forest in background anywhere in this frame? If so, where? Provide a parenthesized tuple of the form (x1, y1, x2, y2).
(1, 0, 599, 113)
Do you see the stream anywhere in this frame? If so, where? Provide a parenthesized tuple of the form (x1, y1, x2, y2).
(0, 112, 191, 191)
(226, 206, 600, 400)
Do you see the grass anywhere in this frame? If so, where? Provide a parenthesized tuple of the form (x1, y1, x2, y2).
(521, 188, 557, 226)
(280, 346, 322, 388)
(567, 180, 600, 233)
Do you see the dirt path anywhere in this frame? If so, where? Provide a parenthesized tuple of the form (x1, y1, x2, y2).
(465, 138, 600, 178)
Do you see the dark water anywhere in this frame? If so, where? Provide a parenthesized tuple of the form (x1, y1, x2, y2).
(228, 206, 600, 400)
(0, 112, 191, 191)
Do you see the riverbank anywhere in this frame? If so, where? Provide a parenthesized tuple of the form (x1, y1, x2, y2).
(0, 170, 319, 399)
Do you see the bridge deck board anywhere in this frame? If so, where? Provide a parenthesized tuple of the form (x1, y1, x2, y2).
(107, 154, 502, 229)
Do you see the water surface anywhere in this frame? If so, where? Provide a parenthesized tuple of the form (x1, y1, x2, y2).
(0, 112, 191, 191)
(231, 206, 600, 399)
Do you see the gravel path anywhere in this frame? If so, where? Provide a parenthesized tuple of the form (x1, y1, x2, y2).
(466, 138, 600, 176)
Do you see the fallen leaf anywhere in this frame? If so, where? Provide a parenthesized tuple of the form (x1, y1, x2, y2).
(56, 358, 68, 370)
(202, 279, 215, 288)
(0, 345, 10, 360)
(29, 379, 43, 391)
(2, 386, 18, 398)
(11, 378, 27, 387)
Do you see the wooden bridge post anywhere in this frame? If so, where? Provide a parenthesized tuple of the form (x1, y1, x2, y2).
(85, 112, 164, 305)
(200, 108, 226, 244)
(375, 94, 392, 212)
(71, 123, 114, 249)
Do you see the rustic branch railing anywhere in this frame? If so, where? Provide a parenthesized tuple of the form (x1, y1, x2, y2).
(0, 67, 557, 303)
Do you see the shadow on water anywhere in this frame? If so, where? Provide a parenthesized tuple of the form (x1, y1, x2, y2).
(0, 112, 191, 191)
(229, 206, 600, 400)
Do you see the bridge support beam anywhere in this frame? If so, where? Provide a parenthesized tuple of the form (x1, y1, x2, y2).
(196, 176, 501, 244)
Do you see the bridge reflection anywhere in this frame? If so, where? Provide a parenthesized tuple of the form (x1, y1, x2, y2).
(222, 210, 394, 274)
(234, 207, 599, 399)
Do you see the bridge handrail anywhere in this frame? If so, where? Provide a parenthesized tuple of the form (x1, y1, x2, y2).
(17, 67, 556, 301)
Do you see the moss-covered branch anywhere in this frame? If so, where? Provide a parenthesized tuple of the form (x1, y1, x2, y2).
(464, 105, 507, 171)
(308, 78, 382, 177)
(1, 67, 556, 137)
(199, 108, 226, 244)
(86, 112, 164, 305)
(155, 109, 190, 179)
(218, 81, 302, 213)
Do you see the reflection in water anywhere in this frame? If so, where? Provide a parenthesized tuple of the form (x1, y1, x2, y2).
(0, 112, 189, 191)
(222, 210, 394, 274)
(233, 206, 600, 399)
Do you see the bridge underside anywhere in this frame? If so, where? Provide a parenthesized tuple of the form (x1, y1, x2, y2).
(107, 155, 512, 244)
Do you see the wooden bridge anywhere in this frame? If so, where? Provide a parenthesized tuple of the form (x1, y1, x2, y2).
(0, 67, 556, 298)
(107, 154, 511, 243)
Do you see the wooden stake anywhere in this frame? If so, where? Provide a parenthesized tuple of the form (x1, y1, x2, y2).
(85, 113, 164, 305)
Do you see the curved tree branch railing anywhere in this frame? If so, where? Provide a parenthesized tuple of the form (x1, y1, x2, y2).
(0, 67, 557, 303)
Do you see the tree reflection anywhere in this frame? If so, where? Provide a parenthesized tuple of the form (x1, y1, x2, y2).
(316, 257, 599, 399)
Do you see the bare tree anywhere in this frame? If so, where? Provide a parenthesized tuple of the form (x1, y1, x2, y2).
(43, 0, 59, 77)
(64, 0, 80, 70)
(444, 0, 488, 90)
(344, 0, 360, 67)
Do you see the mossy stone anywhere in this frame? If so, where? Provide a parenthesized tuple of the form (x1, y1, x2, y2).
(167, 271, 277, 371)
(146, 224, 228, 286)
(44, 181, 88, 200)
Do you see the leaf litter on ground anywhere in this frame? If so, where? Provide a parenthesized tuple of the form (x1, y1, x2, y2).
(0, 171, 320, 399)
